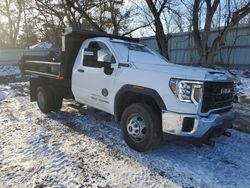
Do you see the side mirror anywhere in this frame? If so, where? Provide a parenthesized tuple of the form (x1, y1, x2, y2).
(102, 63, 114, 75)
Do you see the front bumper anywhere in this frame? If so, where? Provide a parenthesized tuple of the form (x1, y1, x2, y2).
(162, 109, 234, 138)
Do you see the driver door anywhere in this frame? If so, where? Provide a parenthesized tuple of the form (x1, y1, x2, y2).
(73, 41, 116, 113)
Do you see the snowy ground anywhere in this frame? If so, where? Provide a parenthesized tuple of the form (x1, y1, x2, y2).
(229, 68, 250, 101)
(0, 66, 250, 187)
(0, 65, 20, 76)
(228, 68, 250, 132)
(0, 90, 8, 101)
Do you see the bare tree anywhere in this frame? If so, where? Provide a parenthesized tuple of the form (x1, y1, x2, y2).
(145, 0, 170, 59)
(65, 0, 105, 32)
(103, 0, 150, 36)
(0, 0, 24, 48)
(66, 0, 148, 36)
(30, 0, 66, 47)
(28, 0, 148, 46)
(30, 0, 95, 46)
(192, 0, 250, 67)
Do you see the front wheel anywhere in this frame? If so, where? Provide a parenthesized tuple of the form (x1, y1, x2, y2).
(121, 103, 162, 152)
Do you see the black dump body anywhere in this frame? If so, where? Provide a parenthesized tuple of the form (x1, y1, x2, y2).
(19, 27, 139, 85)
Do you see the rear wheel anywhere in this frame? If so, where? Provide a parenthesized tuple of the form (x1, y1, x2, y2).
(36, 86, 54, 113)
(121, 103, 162, 152)
(49, 86, 63, 111)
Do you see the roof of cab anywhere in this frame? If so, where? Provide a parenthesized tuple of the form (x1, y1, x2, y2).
(63, 27, 139, 43)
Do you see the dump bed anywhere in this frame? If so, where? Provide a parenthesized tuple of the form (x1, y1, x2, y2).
(19, 57, 62, 79)
(19, 27, 139, 82)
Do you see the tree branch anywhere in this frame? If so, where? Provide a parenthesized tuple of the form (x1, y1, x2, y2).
(122, 23, 151, 36)
(65, 0, 105, 33)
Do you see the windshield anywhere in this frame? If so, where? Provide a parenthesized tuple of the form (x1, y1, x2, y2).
(120, 43, 152, 54)
(111, 41, 169, 64)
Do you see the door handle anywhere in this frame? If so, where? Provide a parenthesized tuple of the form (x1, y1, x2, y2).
(77, 69, 85, 72)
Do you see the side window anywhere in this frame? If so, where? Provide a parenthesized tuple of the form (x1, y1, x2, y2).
(88, 41, 115, 63)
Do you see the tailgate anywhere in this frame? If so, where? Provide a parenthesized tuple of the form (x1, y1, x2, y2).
(19, 55, 62, 79)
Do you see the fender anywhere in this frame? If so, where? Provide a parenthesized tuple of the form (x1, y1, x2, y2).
(114, 84, 166, 121)
(30, 77, 72, 102)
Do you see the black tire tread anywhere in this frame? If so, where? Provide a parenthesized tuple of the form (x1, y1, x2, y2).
(48, 86, 63, 111)
(36, 86, 54, 114)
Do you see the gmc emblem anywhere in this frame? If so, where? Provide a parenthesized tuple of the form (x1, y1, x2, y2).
(220, 88, 232, 94)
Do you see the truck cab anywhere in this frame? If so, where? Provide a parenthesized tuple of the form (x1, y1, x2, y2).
(19, 28, 235, 152)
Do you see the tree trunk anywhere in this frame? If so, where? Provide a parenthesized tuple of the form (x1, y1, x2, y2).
(145, 0, 169, 59)
(199, 51, 214, 68)
(193, 0, 250, 67)
(155, 17, 169, 59)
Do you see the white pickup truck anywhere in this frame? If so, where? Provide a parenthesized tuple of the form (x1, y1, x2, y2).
(20, 28, 235, 152)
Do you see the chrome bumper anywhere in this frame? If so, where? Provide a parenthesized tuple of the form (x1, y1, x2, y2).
(162, 110, 234, 138)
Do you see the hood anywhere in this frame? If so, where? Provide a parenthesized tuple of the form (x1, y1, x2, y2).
(133, 62, 235, 82)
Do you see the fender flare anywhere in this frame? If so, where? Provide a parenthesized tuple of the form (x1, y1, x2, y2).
(114, 84, 166, 121)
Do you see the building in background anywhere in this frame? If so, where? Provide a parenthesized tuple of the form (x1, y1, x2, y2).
(140, 24, 250, 67)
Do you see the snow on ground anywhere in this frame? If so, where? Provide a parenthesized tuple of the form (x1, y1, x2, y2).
(228, 68, 250, 132)
(0, 65, 20, 76)
(0, 89, 8, 101)
(0, 82, 192, 188)
(0, 74, 250, 187)
(229, 68, 250, 100)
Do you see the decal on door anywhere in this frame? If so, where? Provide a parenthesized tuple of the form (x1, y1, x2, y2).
(90, 93, 109, 104)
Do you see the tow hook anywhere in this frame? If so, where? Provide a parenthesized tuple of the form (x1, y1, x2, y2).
(202, 139, 215, 147)
(222, 131, 231, 137)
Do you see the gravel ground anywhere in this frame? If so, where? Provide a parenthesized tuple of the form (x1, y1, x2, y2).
(0, 70, 250, 187)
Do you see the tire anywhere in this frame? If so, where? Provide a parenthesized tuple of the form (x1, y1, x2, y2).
(49, 86, 63, 111)
(53, 95, 63, 111)
(36, 86, 54, 113)
(121, 103, 162, 152)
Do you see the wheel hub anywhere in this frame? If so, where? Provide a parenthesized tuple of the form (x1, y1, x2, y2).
(127, 115, 146, 140)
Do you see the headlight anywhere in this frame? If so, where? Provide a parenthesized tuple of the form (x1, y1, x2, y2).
(169, 78, 203, 103)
